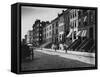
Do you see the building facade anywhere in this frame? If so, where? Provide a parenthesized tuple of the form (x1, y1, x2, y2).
(58, 13, 65, 43)
(66, 9, 96, 53)
(24, 9, 96, 53)
(42, 21, 50, 43)
(67, 9, 79, 42)
(43, 25, 46, 43)
(45, 23, 52, 42)
(63, 9, 71, 46)
(78, 9, 95, 40)
(24, 34, 27, 44)
(51, 17, 59, 44)
(32, 20, 43, 46)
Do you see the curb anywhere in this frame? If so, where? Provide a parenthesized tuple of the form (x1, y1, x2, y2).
(67, 50, 95, 58)
(42, 48, 95, 58)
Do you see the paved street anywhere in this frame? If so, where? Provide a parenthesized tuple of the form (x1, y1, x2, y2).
(21, 49, 95, 71)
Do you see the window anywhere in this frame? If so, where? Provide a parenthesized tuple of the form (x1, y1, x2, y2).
(73, 22, 74, 27)
(44, 29, 45, 33)
(79, 21, 81, 27)
(71, 15, 72, 19)
(60, 34, 61, 38)
(45, 34, 46, 38)
(47, 33, 48, 37)
(73, 13, 74, 18)
(37, 33, 39, 36)
(37, 24, 39, 27)
(71, 22, 73, 27)
(74, 31, 76, 39)
(78, 11, 81, 16)
(74, 11, 76, 17)
(37, 28, 39, 31)
(52, 30, 54, 35)
(50, 26, 51, 30)
(84, 21, 87, 26)
(49, 32, 51, 36)
(37, 38, 39, 41)
(56, 29, 58, 34)
(70, 22, 72, 26)
(56, 22, 58, 27)
(52, 24, 54, 29)
(40, 24, 41, 26)
(75, 21, 76, 27)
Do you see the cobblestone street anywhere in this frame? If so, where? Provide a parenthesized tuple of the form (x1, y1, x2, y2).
(21, 49, 95, 71)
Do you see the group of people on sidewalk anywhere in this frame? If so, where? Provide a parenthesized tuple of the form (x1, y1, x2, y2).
(51, 43, 68, 53)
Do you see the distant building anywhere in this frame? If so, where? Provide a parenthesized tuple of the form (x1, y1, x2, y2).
(32, 19, 43, 46)
(43, 25, 46, 43)
(26, 30, 33, 44)
(22, 39, 26, 45)
(24, 34, 27, 44)
(32, 20, 49, 46)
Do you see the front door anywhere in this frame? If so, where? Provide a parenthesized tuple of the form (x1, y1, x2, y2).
(89, 27, 93, 39)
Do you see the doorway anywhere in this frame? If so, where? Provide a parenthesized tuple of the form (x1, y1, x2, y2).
(89, 27, 93, 39)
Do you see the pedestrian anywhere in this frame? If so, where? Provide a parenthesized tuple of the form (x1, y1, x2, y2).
(54, 44, 57, 52)
(29, 45, 34, 60)
(64, 44, 68, 53)
(32, 47, 34, 60)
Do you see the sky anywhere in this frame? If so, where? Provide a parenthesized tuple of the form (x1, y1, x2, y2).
(21, 6, 66, 39)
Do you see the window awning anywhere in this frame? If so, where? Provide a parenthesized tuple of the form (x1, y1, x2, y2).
(82, 30, 87, 37)
(84, 16, 87, 22)
(66, 28, 73, 38)
(76, 31, 81, 36)
(76, 30, 87, 37)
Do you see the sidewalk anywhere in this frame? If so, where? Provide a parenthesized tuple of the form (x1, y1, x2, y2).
(35, 48, 95, 65)
(41, 48, 95, 57)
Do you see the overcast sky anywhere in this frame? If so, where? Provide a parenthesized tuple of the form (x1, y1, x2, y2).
(21, 6, 66, 39)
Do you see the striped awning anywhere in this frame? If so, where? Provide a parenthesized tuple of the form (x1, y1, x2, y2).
(76, 31, 81, 36)
(81, 30, 87, 37)
(84, 16, 87, 22)
(66, 28, 73, 38)
(76, 30, 87, 37)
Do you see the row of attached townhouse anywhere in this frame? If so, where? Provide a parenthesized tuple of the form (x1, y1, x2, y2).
(67, 9, 95, 52)
(42, 9, 95, 52)
(24, 9, 96, 53)
(41, 9, 71, 49)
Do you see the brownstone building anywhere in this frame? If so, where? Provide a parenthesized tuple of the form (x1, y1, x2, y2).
(67, 9, 95, 53)
(51, 17, 59, 44)
(63, 9, 71, 46)
(76, 9, 95, 52)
